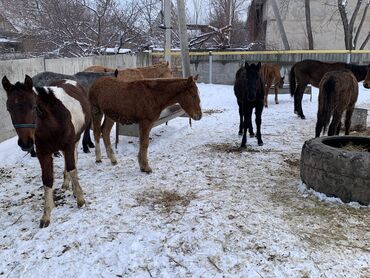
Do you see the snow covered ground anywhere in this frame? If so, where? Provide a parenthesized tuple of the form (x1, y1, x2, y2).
(0, 83, 369, 277)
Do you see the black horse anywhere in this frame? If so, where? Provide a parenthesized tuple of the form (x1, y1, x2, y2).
(234, 62, 264, 148)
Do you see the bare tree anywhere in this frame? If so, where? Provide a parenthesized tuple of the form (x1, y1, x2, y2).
(338, 0, 370, 50)
(305, 0, 314, 49)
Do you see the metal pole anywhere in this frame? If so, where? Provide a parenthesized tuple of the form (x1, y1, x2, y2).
(209, 51, 213, 84)
(164, 0, 171, 65)
(176, 0, 191, 77)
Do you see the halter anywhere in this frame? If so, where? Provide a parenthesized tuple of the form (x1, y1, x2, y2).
(11, 105, 41, 130)
(13, 123, 37, 129)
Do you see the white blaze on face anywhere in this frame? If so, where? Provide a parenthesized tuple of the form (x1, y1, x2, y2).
(48, 86, 85, 134)
(64, 80, 78, 86)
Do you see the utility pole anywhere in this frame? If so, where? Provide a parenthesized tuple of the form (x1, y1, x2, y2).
(270, 0, 290, 50)
(176, 0, 191, 77)
(164, 0, 171, 65)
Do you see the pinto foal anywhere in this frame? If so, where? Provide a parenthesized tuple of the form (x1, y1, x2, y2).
(2, 76, 90, 228)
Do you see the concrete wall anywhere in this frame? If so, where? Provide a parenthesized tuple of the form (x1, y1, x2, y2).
(0, 53, 145, 143)
(186, 51, 370, 85)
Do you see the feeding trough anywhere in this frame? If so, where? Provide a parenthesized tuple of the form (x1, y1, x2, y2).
(300, 136, 370, 205)
(341, 107, 368, 132)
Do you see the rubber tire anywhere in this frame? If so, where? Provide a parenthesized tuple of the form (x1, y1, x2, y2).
(300, 136, 370, 205)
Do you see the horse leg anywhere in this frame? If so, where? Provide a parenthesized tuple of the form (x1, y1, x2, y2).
(344, 107, 354, 135)
(328, 111, 342, 136)
(264, 83, 270, 108)
(255, 103, 264, 146)
(315, 114, 324, 138)
(294, 84, 307, 119)
(38, 153, 55, 228)
(238, 101, 243, 135)
(241, 107, 253, 148)
(82, 123, 94, 153)
(102, 117, 117, 165)
(91, 106, 103, 163)
(62, 142, 79, 191)
(274, 84, 279, 104)
(64, 145, 85, 208)
(138, 120, 154, 173)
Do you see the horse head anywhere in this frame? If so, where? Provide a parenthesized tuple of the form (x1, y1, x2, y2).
(244, 62, 262, 101)
(363, 65, 370, 89)
(179, 75, 202, 121)
(2, 75, 37, 153)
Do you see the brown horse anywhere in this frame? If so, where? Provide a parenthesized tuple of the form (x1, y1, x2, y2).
(89, 76, 202, 173)
(2, 76, 90, 228)
(315, 70, 358, 137)
(363, 65, 370, 89)
(290, 59, 368, 119)
(84, 61, 173, 79)
(260, 63, 285, 107)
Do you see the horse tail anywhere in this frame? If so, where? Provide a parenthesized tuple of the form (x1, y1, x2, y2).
(320, 76, 336, 133)
(289, 65, 296, 97)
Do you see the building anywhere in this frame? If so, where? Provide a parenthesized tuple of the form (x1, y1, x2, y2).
(247, 0, 370, 50)
(0, 13, 22, 54)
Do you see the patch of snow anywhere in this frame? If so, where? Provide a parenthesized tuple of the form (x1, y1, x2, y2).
(0, 82, 369, 277)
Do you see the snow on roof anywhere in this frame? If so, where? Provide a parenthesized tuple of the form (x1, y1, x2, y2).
(102, 48, 132, 54)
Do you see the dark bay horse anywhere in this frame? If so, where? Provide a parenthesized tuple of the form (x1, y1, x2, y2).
(315, 70, 358, 137)
(2, 75, 90, 228)
(32, 71, 116, 153)
(363, 65, 370, 89)
(234, 62, 264, 148)
(89, 76, 202, 173)
(290, 59, 368, 119)
(260, 63, 285, 107)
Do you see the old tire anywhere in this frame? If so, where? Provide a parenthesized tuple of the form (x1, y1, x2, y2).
(300, 136, 370, 205)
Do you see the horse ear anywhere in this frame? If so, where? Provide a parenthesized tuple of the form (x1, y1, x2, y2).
(256, 62, 261, 71)
(24, 75, 33, 89)
(2, 76, 12, 92)
(244, 62, 249, 69)
(187, 76, 193, 83)
(193, 74, 199, 81)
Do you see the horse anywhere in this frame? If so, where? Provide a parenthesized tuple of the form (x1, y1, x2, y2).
(289, 59, 368, 119)
(315, 70, 358, 137)
(260, 63, 285, 107)
(363, 65, 370, 89)
(84, 61, 173, 78)
(32, 70, 117, 153)
(234, 62, 265, 148)
(2, 75, 90, 228)
(89, 76, 202, 173)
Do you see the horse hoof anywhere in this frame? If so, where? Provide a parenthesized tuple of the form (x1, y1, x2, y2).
(111, 161, 118, 165)
(300, 115, 306, 120)
(258, 142, 264, 146)
(141, 167, 152, 173)
(30, 150, 37, 157)
(240, 144, 246, 149)
(83, 148, 90, 153)
(39, 219, 50, 228)
(77, 199, 85, 208)
(96, 160, 102, 164)
(276, 102, 279, 104)
(238, 132, 242, 136)
(250, 133, 255, 138)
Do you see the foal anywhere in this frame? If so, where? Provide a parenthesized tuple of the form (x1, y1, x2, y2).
(260, 63, 284, 107)
(89, 76, 202, 173)
(315, 70, 358, 137)
(234, 62, 265, 147)
(2, 76, 90, 228)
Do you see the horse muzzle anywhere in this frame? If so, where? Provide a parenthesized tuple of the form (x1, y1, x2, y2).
(18, 138, 34, 152)
(192, 113, 202, 121)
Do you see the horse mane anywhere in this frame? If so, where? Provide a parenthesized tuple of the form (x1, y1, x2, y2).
(344, 63, 368, 81)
